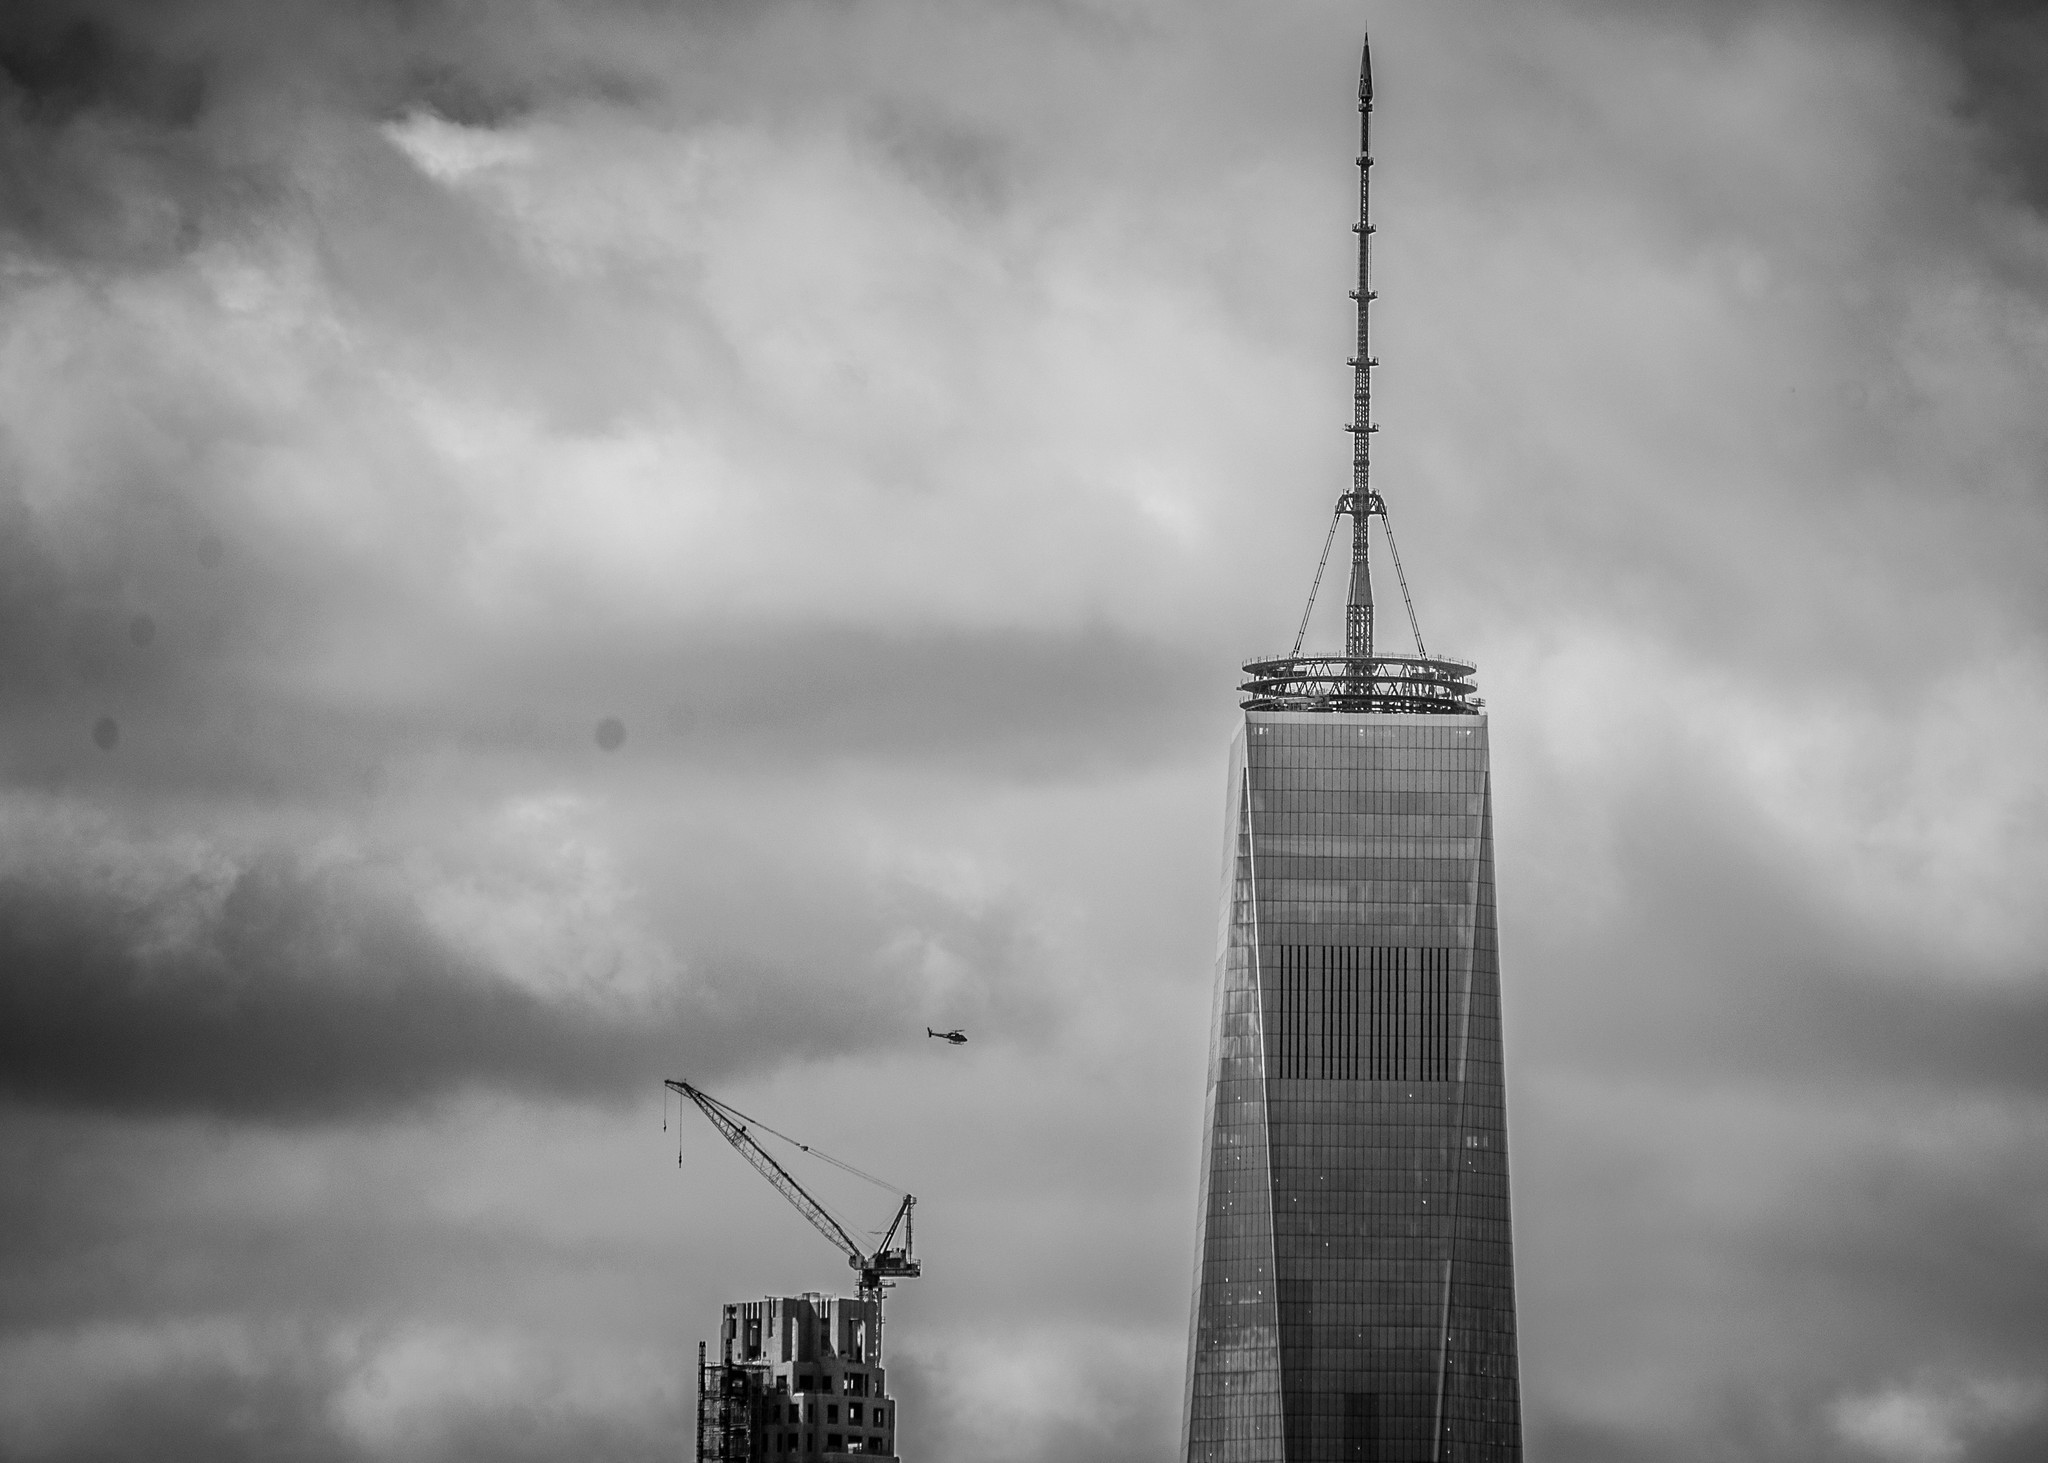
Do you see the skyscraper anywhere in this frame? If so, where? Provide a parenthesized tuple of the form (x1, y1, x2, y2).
(1180, 37, 1523, 1463)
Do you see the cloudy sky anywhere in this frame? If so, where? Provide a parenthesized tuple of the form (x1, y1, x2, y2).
(3, 0, 2046, 1459)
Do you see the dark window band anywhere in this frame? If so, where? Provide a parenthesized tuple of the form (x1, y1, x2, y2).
(1267, 945, 1454, 1081)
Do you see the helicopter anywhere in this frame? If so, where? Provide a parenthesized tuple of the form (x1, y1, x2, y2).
(926, 1028, 967, 1045)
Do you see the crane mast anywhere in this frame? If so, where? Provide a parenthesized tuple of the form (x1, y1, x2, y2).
(665, 1079, 919, 1360)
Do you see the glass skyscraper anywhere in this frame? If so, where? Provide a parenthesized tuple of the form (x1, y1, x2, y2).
(1179, 35, 1523, 1463)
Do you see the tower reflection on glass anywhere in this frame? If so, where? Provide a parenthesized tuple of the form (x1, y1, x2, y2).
(1180, 35, 1523, 1463)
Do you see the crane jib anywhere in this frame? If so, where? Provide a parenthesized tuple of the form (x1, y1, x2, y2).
(664, 1078, 922, 1313)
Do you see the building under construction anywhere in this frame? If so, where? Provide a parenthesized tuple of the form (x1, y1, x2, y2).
(698, 1293, 900, 1461)
(668, 1079, 919, 1461)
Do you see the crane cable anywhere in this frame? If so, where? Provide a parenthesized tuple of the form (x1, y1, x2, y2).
(665, 1085, 905, 1239)
(720, 1103, 900, 1195)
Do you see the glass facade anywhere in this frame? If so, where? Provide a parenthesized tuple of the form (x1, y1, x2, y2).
(1182, 711, 1521, 1463)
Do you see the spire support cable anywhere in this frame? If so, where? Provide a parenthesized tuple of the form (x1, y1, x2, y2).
(1291, 508, 1346, 658)
(1377, 505, 1427, 658)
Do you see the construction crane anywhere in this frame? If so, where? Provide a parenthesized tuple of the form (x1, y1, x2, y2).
(665, 1079, 920, 1348)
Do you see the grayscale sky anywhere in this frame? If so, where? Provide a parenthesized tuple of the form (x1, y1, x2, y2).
(3, 1, 2046, 1460)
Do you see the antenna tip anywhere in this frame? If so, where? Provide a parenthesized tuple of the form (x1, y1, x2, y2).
(1359, 34, 1373, 103)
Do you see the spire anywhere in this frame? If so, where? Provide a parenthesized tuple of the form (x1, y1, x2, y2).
(1241, 34, 1477, 716)
(1344, 33, 1377, 660)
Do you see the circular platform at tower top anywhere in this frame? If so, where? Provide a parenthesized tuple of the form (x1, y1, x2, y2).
(1239, 652, 1481, 715)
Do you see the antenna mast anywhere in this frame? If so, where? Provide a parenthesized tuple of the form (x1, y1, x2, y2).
(1243, 35, 1474, 717)
(1344, 36, 1378, 661)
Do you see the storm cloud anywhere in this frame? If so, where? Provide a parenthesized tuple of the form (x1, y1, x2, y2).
(2, 1, 2047, 1461)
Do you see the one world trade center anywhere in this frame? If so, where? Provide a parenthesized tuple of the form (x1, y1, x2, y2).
(1180, 35, 1524, 1463)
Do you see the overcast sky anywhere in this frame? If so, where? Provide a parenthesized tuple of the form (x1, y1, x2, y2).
(3, 1, 2046, 1460)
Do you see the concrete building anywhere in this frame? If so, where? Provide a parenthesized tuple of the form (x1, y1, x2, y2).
(698, 1293, 901, 1461)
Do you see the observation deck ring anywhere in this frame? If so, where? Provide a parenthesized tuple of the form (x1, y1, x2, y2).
(1239, 651, 1482, 715)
